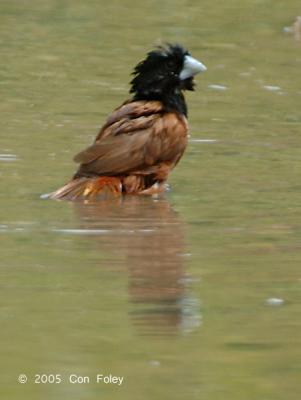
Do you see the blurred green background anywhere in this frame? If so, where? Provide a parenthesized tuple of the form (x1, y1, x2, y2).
(1, 0, 301, 399)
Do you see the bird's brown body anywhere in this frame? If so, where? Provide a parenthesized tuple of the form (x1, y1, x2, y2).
(47, 44, 205, 200)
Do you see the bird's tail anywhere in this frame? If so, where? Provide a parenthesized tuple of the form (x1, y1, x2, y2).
(42, 176, 122, 201)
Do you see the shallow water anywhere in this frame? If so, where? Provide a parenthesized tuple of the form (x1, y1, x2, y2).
(1, 0, 301, 399)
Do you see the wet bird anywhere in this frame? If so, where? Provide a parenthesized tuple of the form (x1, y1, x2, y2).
(48, 44, 206, 200)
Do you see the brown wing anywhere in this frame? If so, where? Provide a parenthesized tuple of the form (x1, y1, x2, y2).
(74, 100, 188, 177)
(96, 100, 164, 141)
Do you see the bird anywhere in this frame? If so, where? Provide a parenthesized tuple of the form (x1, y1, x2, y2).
(47, 44, 206, 200)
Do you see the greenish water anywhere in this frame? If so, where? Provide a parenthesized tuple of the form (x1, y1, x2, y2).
(1, 1, 301, 399)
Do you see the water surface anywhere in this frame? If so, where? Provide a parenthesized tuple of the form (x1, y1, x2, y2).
(1, 1, 301, 399)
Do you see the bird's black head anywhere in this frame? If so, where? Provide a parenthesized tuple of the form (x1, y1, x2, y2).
(130, 44, 206, 116)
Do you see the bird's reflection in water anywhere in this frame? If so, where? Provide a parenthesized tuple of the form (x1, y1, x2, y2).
(74, 196, 201, 336)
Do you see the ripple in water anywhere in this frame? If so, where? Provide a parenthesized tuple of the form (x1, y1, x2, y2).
(0, 154, 18, 162)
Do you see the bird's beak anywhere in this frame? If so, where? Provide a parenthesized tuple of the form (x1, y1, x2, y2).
(179, 55, 207, 80)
